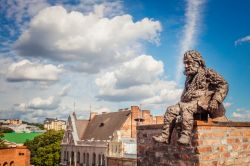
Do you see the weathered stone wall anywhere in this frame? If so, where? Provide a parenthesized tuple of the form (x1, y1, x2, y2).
(137, 120, 250, 166)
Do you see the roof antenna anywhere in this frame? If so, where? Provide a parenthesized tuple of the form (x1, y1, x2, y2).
(74, 101, 76, 112)
(89, 104, 92, 121)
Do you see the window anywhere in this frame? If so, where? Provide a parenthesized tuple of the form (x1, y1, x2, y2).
(102, 154, 105, 166)
(86, 153, 89, 166)
(83, 153, 86, 164)
(64, 151, 66, 161)
(3, 162, 8, 166)
(98, 154, 101, 166)
(71, 151, 74, 163)
(92, 153, 96, 166)
(10, 161, 14, 166)
(77, 152, 80, 163)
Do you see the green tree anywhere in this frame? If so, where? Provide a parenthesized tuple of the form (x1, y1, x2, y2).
(0, 131, 7, 148)
(24, 130, 64, 166)
(0, 126, 14, 133)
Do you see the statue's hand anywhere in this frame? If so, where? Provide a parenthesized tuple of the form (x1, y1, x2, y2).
(208, 99, 219, 112)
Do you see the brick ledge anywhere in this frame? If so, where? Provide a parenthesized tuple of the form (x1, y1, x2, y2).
(137, 120, 250, 130)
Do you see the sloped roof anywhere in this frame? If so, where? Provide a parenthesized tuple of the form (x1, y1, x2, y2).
(82, 110, 130, 140)
(75, 119, 89, 139)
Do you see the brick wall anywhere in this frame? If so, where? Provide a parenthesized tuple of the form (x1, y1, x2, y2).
(121, 106, 164, 138)
(137, 120, 250, 166)
(0, 146, 30, 166)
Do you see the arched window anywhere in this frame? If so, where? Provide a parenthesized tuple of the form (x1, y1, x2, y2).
(86, 153, 89, 166)
(83, 153, 86, 164)
(102, 154, 105, 166)
(92, 153, 96, 166)
(98, 154, 101, 166)
(3, 162, 8, 166)
(77, 152, 80, 163)
(64, 151, 66, 161)
(71, 151, 74, 163)
(10, 161, 14, 166)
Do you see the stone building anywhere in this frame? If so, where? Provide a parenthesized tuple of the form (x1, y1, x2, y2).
(44, 118, 66, 131)
(0, 146, 30, 166)
(0, 119, 22, 125)
(60, 106, 163, 166)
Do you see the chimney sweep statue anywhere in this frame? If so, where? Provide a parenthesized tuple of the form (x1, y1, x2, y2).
(153, 50, 229, 145)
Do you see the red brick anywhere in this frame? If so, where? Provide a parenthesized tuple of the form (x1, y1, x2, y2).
(216, 145, 226, 152)
(230, 131, 242, 136)
(242, 137, 248, 142)
(203, 139, 221, 145)
(242, 144, 249, 150)
(227, 138, 240, 144)
(200, 153, 221, 160)
(242, 131, 250, 136)
(199, 162, 211, 166)
(199, 133, 212, 138)
(195, 146, 212, 154)
(232, 144, 241, 151)
(212, 132, 225, 137)
(223, 152, 230, 158)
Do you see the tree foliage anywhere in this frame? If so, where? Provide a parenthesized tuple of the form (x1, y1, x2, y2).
(0, 131, 7, 148)
(24, 130, 64, 166)
(0, 126, 14, 133)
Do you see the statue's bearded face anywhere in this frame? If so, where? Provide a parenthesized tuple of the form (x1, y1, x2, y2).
(184, 57, 200, 76)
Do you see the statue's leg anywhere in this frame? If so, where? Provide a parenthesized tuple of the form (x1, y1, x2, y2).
(178, 101, 197, 145)
(153, 104, 180, 144)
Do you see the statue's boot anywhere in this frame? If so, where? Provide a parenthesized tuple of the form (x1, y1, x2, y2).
(153, 112, 176, 144)
(177, 134, 190, 145)
(177, 112, 193, 145)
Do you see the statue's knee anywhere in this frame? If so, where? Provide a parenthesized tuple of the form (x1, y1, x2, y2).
(164, 105, 178, 118)
(182, 110, 194, 120)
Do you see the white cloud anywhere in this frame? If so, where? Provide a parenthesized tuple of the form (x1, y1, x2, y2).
(224, 102, 232, 108)
(6, 59, 63, 82)
(27, 96, 60, 110)
(0, 57, 14, 76)
(235, 36, 250, 45)
(96, 55, 164, 89)
(59, 84, 71, 96)
(176, 0, 206, 81)
(14, 5, 161, 73)
(14, 84, 71, 111)
(231, 108, 250, 121)
(96, 55, 182, 103)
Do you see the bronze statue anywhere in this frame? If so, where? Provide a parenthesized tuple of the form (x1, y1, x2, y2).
(153, 50, 229, 145)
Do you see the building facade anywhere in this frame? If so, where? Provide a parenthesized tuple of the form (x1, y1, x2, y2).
(60, 106, 163, 166)
(0, 119, 22, 125)
(44, 118, 66, 131)
(2, 124, 43, 133)
(0, 146, 30, 166)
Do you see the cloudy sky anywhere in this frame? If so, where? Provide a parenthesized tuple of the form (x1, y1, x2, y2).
(0, 0, 250, 122)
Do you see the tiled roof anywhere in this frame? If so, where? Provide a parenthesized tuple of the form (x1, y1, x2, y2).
(75, 119, 89, 139)
(81, 110, 130, 140)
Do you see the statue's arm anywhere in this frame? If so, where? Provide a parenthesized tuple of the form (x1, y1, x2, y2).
(207, 69, 229, 104)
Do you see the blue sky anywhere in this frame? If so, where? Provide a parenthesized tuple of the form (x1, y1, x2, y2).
(0, 0, 249, 122)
